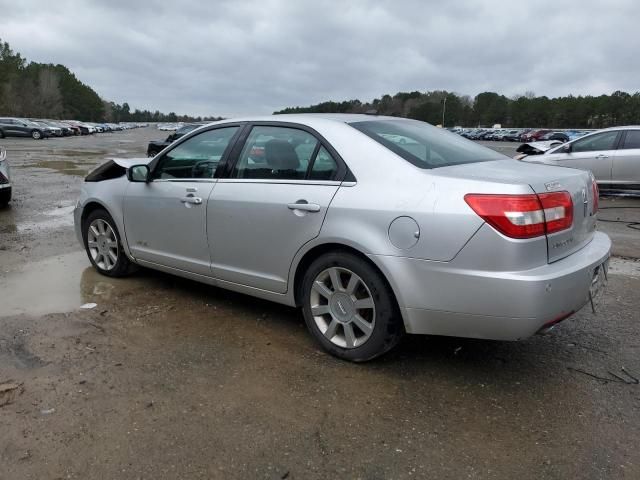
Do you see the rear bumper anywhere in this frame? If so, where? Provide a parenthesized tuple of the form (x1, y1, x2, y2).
(372, 232, 611, 340)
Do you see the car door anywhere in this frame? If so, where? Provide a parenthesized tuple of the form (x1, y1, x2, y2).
(547, 130, 620, 185)
(123, 125, 241, 275)
(207, 124, 345, 293)
(612, 129, 640, 189)
(2, 119, 20, 136)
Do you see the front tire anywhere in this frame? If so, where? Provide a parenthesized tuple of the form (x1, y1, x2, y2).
(301, 251, 404, 362)
(83, 209, 136, 277)
(31, 130, 42, 140)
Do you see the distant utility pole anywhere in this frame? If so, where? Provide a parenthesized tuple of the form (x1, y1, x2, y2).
(442, 96, 447, 127)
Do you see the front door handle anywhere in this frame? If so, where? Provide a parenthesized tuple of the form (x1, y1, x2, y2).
(595, 154, 609, 159)
(181, 196, 203, 205)
(287, 201, 320, 212)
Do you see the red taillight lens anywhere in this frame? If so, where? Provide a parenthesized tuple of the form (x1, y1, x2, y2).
(538, 191, 573, 234)
(464, 192, 573, 239)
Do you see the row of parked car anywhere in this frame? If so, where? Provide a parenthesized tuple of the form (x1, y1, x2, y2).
(0, 117, 146, 139)
(452, 127, 592, 143)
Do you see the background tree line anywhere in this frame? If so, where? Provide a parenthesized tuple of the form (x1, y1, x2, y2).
(0, 39, 218, 123)
(275, 89, 640, 129)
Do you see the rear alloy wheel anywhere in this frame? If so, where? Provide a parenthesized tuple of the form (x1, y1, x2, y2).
(31, 130, 42, 140)
(301, 252, 404, 362)
(83, 209, 136, 277)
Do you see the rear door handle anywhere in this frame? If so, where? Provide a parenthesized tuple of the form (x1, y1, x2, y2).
(181, 196, 203, 205)
(287, 201, 320, 212)
(595, 154, 609, 159)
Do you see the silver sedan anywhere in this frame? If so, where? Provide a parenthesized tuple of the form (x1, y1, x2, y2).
(0, 146, 11, 206)
(519, 126, 640, 193)
(74, 115, 611, 361)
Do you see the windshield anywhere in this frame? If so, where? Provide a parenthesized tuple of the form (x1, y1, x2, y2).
(350, 119, 506, 169)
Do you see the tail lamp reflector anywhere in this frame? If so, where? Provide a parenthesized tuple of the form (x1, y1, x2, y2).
(464, 192, 573, 239)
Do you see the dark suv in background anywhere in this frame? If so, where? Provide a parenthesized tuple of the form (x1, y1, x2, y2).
(147, 123, 202, 156)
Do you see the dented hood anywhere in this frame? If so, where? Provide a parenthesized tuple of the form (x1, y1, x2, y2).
(515, 140, 563, 156)
(109, 157, 152, 169)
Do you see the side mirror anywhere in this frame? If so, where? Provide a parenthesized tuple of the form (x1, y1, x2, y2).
(127, 164, 150, 182)
(167, 134, 175, 142)
(559, 143, 572, 153)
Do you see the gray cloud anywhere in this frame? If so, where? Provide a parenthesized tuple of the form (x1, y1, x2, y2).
(1, 0, 638, 116)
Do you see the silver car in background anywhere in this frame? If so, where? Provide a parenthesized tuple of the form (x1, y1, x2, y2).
(74, 114, 610, 361)
(519, 126, 640, 193)
(0, 146, 11, 206)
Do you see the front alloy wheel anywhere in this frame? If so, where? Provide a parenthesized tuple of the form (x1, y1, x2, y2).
(87, 218, 119, 271)
(83, 209, 136, 277)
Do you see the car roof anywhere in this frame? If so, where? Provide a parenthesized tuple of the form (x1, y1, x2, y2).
(595, 125, 640, 131)
(206, 113, 403, 128)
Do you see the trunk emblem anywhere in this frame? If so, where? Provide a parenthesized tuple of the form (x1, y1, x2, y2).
(545, 181, 562, 191)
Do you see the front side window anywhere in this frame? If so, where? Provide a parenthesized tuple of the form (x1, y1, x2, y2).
(350, 119, 505, 169)
(232, 126, 321, 180)
(153, 126, 239, 179)
(571, 131, 619, 153)
(621, 130, 640, 149)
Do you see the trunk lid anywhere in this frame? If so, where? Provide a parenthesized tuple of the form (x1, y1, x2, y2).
(525, 165, 596, 263)
(435, 159, 597, 263)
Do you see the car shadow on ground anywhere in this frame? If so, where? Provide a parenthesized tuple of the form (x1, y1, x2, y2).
(117, 265, 576, 379)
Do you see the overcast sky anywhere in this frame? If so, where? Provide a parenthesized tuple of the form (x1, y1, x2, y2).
(1, 0, 638, 117)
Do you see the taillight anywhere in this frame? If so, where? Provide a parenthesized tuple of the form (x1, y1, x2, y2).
(538, 192, 573, 234)
(464, 192, 573, 239)
(591, 176, 599, 214)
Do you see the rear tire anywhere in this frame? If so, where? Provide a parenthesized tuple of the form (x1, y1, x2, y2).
(82, 209, 137, 277)
(301, 251, 404, 362)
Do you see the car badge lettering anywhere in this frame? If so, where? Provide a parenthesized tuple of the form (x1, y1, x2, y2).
(545, 181, 562, 191)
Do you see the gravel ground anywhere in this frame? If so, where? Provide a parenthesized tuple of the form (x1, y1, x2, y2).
(0, 131, 639, 479)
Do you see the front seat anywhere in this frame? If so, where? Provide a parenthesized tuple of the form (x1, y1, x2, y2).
(264, 139, 301, 178)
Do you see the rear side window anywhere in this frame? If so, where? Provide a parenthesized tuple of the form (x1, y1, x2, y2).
(571, 131, 619, 153)
(350, 119, 505, 169)
(309, 146, 338, 180)
(621, 130, 640, 149)
(232, 126, 338, 181)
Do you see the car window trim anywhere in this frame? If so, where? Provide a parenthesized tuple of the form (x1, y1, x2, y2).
(220, 121, 350, 182)
(304, 141, 323, 178)
(217, 178, 342, 186)
(148, 122, 246, 180)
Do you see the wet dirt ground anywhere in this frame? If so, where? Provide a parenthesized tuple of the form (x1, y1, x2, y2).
(0, 131, 639, 479)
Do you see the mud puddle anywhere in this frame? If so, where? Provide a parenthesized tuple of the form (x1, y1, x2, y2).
(0, 251, 145, 317)
(22, 160, 95, 176)
(15, 203, 75, 233)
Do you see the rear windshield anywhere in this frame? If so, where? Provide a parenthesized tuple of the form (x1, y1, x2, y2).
(350, 119, 506, 169)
